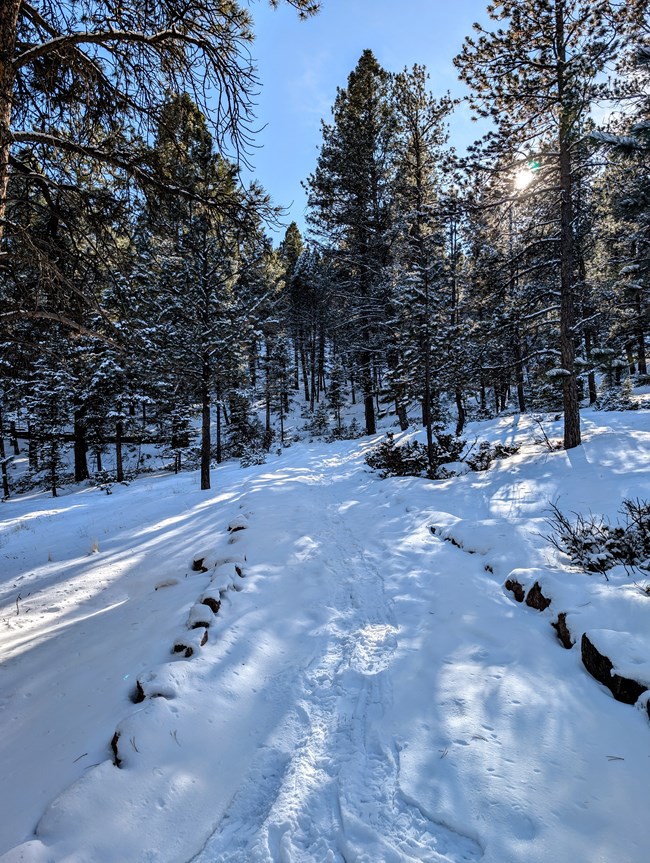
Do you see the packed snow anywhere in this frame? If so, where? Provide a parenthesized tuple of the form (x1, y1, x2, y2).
(1, 408, 650, 862)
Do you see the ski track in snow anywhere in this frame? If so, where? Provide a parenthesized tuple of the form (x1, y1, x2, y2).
(191, 474, 481, 863)
(3, 412, 650, 863)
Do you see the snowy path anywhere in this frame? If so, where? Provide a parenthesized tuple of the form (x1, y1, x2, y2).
(189, 458, 482, 863)
(2, 417, 650, 862)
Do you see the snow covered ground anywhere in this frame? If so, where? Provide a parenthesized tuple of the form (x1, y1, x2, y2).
(1, 408, 650, 862)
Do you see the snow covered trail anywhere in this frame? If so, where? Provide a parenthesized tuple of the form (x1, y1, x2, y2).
(2, 416, 650, 862)
(188, 449, 483, 863)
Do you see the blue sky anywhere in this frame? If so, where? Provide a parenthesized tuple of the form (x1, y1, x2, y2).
(245, 0, 490, 239)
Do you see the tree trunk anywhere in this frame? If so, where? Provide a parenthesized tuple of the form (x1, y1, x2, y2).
(455, 387, 466, 437)
(249, 338, 257, 390)
(0, 0, 20, 249)
(513, 336, 526, 413)
(635, 290, 647, 375)
(556, 1, 581, 449)
(200, 353, 211, 491)
(9, 420, 19, 455)
(115, 421, 124, 483)
(293, 340, 300, 390)
(73, 405, 89, 482)
(584, 328, 598, 404)
(0, 406, 10, 498)
(300, 343, 310, 403)
(360, 345, 376, 435)
(215, 381, 223, 465)
(396, 400, 408, 432)
(309, 327, 317, 410)
(423, 335, 435, 471)
(318, 329, 326, 398)
(28, 423, 37, 470)
(49, 441, 58, 498)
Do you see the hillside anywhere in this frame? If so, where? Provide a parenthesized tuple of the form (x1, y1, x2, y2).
(1, 408, 650, 863)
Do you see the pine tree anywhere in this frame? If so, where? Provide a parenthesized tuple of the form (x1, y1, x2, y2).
(455, 0, 646, 449)
(389, 66, 454, 463)
(307, 50, 398, 435)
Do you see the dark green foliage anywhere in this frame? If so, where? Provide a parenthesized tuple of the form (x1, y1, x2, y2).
(365, 430, 465, 479)
(466, 440, 520, 472)
(307, 404, 330, 436)
(239, 448, 266, 469)
(365, 433, 430, 478)
(546, 498, 650, 576)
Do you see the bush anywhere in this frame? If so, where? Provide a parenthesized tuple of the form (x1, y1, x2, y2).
(365, 431, 466, 479)
(327, 417, 364, 441)
(239, 447, 266, 468)
(466, 441, 520, 471)
(466, 441, 493, 472)
(594, 380, 638, 412)
(365, 433, 429, 478)
(306, 404, 330, 436)
(546, 498, 650, 577)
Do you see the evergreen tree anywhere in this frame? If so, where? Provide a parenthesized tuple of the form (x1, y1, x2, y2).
(389, 66, 454, 462)
(307, 49, 398, 435)
(455, 0, 646, 449)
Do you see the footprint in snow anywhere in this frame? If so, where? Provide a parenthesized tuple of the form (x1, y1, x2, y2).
(349, 623, 398, 675)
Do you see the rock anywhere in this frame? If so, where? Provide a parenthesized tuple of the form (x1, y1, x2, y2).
(228, 515, 249, 533)
(155, 578, 179, 590)
(525, 581, 551, 611)
(131, 681, 146, 703)
(187, 601, 214, 630)
(505, 578, 525, 602)
(191, 556, 208, 573)
(110, 731, 121, 768)
(552, 612, 573, 649)
(581, 633, 648, 705)
(201, 596, 221, 614)
(172, 643, 193, 658)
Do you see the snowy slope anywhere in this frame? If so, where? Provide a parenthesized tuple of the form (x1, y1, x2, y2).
(1, 409, 650, 862)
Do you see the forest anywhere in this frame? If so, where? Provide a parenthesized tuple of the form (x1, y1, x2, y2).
(1, 0, 649, 497)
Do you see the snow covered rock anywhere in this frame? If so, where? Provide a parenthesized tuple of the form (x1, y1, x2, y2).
(210, 562, 243, 593)
(190, 555, 210, 573)
(504, 577, 525, 602)
(552, 612, 574, 649)
(525, 581, 552, 611)
(228, 514, 249, 533)
(200, 592, 221, 614)
(172, 627, 208, 658)
(187, 601, 215, 630)
(133, 665, 183, 703)
(581, 630, 650, 705)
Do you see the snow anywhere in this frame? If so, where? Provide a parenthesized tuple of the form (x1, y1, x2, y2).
(1, 408, 650, 862)
(587, 629, 650, 687)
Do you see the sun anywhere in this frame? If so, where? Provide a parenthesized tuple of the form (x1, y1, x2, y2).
(514, 167, 535, 190)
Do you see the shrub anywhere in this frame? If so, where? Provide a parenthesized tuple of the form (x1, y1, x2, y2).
(546, 498, 650, 577)
(365, 433, 429, 478)
(594, 380, 638, 412)
(466, 441, 493, 472)
(328, 417, 364, 441)
(465, 441, 520, 472)
(239, 447, 266, 468)
(306, 404, 330, 436)
(365, 431, 466, 479)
